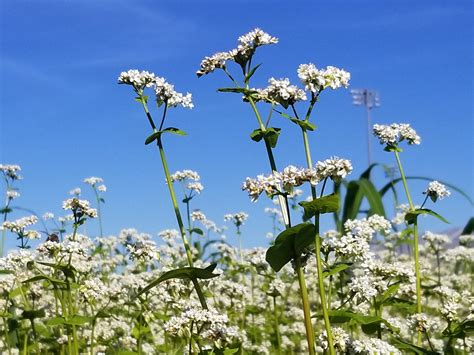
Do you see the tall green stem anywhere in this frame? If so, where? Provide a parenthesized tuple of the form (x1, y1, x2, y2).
(93, 188, 103, 238)
(273, 296, 282, 355)
(302, 128, 335, 355)
(295, 256, 315, 355)
(394, 150, 422, 346)
(138, 96, 208, 310)
(247, 97, 290, 229)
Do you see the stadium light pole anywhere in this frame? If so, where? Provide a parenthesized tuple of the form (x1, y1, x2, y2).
(350, 89, 380, 165)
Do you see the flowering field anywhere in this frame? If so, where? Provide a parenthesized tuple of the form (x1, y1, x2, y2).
(1, 28, 473, 355)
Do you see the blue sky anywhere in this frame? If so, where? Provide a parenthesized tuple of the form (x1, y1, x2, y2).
(1, 0, 472, 251)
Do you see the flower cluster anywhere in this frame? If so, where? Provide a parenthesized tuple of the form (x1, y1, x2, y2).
(119, 70, 193, 109)
(315, 157, 353, 183)
(297, 63, 350, 92)
(197, 28, 277, 77)
(224, 212, 249, 227)
(0, 164, 22, 181)
(2, 215, 40, 239)
(117, 70, 156, 90)
(424, 180, 451, 202)
(154, 76, 194, 109)
(423, 231, 450, 252)
(373, 123, 421, 147)
(62, 198, 97, 219)
(257, 78, 307, 107)
(170, 170, 200, 182)
(242, 158, 352, 201)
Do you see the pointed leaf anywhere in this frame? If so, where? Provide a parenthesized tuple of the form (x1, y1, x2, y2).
(322, 263, 351, 279)
(265, 223, 316, 272)
(405, 208, 449, 225)
(137, 264, 219, 297)
(299, 193, 339, 220)
(461, 217, 474, 235)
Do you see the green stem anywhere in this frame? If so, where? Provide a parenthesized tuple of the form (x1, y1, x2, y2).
(247, 97, 290, 229)
(301, 128, 335, 355)
(273, 296, 282, 355)
(137, 96, 208, 310)
(295, 256, 315, 355)
(93, 188, 103, 238)
(394, 150, 422, 346)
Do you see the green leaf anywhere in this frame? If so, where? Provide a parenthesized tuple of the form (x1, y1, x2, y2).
(22, 274, 67, 286)
(322, 263, 351, 279)
(144, 127, 187, 145)
(290, 117, 317, 131)
(64, 315, 93, 326)
(379, 176, 474, 206)
(21, 309, 45, 320)
(358, 178, 386, 218)
(442, 319, 474, 338)
(405, 208, 449, 225)
(326, 310, 398, 334)
(218, 87, 257, 95)
(390, 338, 438, 354)
(341, 181, 364, 227)
(299, 193, 339, 220)
(137, 264, 219, 297)
(249, 127, 281, 148)
(461, 217, 474, 235)
(0, 269, 14, 275)
(46, 317, 66, 326)
(265, 223, 316, 272)
(134, 95, 148, 104)
(190, 228, 204, 236)
(244, 63, 262, 83)
(37, 261, 76, 279)
(376, 283, 400, 306)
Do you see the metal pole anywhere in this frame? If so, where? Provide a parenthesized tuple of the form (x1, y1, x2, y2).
(366, 105, 372, 165)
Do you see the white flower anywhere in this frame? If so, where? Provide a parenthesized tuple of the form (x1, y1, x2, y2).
(407, 313, 435, 332)
(224, 212, 248, 226)
(373, 123, 420, 147)
(0, 164, 22, 180)
(42, 212, 54, 220)
(259, 77, 307, 107)
(158, 229, 179, 241)
(238, 28, 278, 48)
(2, 215, 38, 233)
(197, 52, 232, 77)
(127, 240, 160, 262)
(154, 77, 194, 109)
(423, 231, 450, 252)
(424, 181, 450, 202)
(118, 70, 156, 90)
(191, 210, 207, 222)
(170, 170, 200, 182)
(315, 157, 353, 183)
(69, 187, 81, 196)
(350, 338, 401, 354)
(298, 63, 350, 92)
(62, 198, 97, 218)
(97, 184, 107, 192)
(187, 182, 203, 194)
(6, 190, 20, 200)
(84, 176, 104, 186)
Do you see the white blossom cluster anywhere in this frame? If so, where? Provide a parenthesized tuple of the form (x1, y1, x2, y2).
(373, 123, 421, 147)
(319, 327, 350, 352)
(350, 337, 401, 354)
(69, 187, 81, 196)
(257, 77, 307, 106)
(242, 158, 352, 201)
(224, 212, 249, 226)
(62, 198, 97, 218)
(127, 239, 160, 262)
(406, 313, 436, 333)
(315, 156, 353, 183)
(423, 231, 450, 252)
(2, 215, 40, 239)
(117, 70, 156, 90)
(424, 180, 451, 201)
(170, 170, 200, 182)
(197, 28, 277, 77)
(0, 164, 22, 180)
(118, 70, 193, 108)
(84, 176, 103, 185)
(6, 190, 20, 200)
(79, 278, 108, 302)
(297, 63, 350, 92)
(154, 76, 194, 109)
(191, 210, 206, 222)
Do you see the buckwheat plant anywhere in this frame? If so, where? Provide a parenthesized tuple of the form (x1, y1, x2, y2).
(0, 164, 22, 257)
(373, 122, 449, 345)
(118, 71, 213, 311)
(84, 177, 106, 237)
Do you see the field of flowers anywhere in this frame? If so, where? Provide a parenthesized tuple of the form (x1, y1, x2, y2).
(1, 28, 473, 354)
